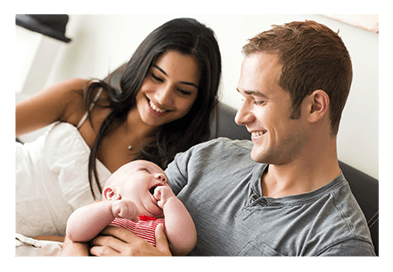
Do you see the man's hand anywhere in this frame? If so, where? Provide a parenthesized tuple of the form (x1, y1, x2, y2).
(154, 186, 176, 209)
(60, 237, 89, 256)
(111, 200, 140, 222)
(89, 224, 171, 256)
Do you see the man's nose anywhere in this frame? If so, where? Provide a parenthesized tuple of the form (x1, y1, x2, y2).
(235, 101, 254, 125)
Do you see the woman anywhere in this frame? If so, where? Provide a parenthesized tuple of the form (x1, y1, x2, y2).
(15, 18, 221, 241)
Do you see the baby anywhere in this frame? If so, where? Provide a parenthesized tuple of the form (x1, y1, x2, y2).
(66, 160, 197, 256)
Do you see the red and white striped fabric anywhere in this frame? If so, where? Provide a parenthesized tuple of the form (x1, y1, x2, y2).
(109, 215, 165, 247)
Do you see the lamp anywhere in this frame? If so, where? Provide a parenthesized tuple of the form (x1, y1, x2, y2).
(16, 14, 72, 43)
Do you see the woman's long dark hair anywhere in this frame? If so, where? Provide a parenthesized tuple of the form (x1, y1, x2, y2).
(83, 18, 222, 199)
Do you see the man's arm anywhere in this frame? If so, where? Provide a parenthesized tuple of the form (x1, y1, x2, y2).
(154, 186, 197, 256)
(61, 237, 90, 256)
(66, 200, 139, 242)
(317, 239, 376, 256)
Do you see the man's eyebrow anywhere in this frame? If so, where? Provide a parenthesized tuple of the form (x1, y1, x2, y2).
(236, 88, 269, 99)
(152, 64, 199, 89)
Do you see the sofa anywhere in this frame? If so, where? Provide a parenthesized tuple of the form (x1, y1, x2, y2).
(106, 63, 379, 256)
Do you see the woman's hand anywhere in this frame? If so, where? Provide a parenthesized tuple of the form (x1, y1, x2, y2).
(89, 224, 171, 256)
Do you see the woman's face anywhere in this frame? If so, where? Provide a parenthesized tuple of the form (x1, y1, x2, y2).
(135, 50, 200, 128)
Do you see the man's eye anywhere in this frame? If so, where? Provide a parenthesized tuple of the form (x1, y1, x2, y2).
(254, 101, 265, 105)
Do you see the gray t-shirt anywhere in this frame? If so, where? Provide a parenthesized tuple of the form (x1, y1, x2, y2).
(165, 138, 375, 256)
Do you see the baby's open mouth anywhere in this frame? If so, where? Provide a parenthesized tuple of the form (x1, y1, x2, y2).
(149, 186, 158, 195)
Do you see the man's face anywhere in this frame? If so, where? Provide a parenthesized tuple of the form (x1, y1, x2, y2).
(235, 52, 309, 165)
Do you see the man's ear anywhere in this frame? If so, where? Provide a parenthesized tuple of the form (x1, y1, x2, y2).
(103, 187, 121, 200)
(308, 89, 329, 123)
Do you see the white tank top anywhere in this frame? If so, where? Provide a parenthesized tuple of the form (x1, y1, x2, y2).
(15, 87, 110, 237)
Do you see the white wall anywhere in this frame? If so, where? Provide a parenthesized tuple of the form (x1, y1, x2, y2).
(16, 14, 379, 179)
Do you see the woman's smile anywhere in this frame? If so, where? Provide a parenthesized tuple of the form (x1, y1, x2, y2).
(148, 99, 169, 116)
(149, 100, 168, 114)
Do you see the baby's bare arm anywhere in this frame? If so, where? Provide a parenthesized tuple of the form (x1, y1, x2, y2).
(66, 200, 139, 242)
(66, 201, 115, 242)
(154, 186, 197, 256)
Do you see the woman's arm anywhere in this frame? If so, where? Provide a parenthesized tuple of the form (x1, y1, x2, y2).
(16, 78, 88, 136)
(33, 235, 65, 242)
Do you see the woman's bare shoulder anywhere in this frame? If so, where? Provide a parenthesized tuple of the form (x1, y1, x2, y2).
(60, 78, 91, 125)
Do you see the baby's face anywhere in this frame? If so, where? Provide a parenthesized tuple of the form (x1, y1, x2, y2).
(110, 160, 169, 217)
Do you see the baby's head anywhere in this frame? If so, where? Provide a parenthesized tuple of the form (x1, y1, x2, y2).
(102, 160, 169, 217)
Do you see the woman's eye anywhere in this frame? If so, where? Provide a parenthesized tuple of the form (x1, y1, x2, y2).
(151, 73, 163, 82)
(254, 101, 264, 105)
(178, 89, 192, 96)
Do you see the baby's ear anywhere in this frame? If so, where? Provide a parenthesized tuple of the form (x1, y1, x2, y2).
(103, 187, 121, 200)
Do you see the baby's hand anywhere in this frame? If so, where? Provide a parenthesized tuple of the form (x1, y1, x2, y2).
(154, 186, 176, 209)
(111, 200, 140, 222)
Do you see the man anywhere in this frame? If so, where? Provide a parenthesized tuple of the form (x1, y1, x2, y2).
(63, 20, 375, 256)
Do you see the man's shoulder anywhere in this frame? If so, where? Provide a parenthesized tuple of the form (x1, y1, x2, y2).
(193, 137, 253, 152)
(309, 176, 375, 255)
(170, 137, 254, 170)
(166, 138, 255, 195)
(183, 137, 253, 161)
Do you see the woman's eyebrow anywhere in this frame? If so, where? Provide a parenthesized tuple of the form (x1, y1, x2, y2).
(153, 64, 168, 76)
(152, 65, 199, 89)
(180, 81, 199, 89)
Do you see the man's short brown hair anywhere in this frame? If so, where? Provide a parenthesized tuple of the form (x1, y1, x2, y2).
(242, 20, 352, 135)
